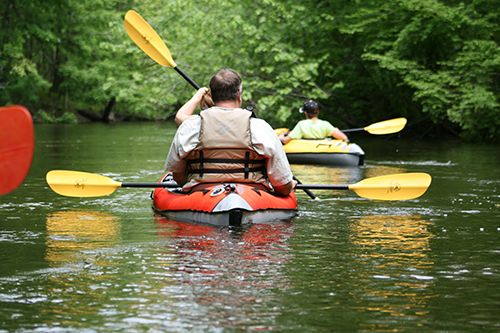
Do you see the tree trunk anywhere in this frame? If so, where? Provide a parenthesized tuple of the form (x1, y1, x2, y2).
(102, 97, 116, 123)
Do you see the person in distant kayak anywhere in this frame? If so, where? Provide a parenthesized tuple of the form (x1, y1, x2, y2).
(278, 99, 348, 145)
(165, 69, 297, 196)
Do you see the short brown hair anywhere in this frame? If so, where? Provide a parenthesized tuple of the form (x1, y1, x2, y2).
(209, 69, 242, 103)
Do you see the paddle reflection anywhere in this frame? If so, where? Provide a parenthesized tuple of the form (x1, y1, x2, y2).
(45, 210, 121, 263)
(348, 214, 435, 316)
(350, 215, 433, 256)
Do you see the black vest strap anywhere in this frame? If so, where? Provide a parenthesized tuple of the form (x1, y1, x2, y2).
(189, 167, 265, 175)
(244, 152, 250, 179)
(187, 150, 265, 180)
(198, 151, 204, 179)
(187, 158, 265, 165)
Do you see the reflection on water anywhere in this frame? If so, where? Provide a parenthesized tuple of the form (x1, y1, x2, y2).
(292, 164, 409, 185)
(348, 214, 435, 319)
(291, 164, 364, 185)
(350, 214, 434, 258)
(291, 164, 410, 201)
(155, 214, 295, 276)
(154, 216, 295, 329)
(1, 124, 499, 332)
(363, 165, 408, 179)
(45, 210, 121, 263)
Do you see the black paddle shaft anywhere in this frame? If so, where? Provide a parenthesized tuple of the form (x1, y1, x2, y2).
(174, 67, 200, 90)
(293, 176, 317, 199)
(121, 182, 179, 188)
(341, 127, 364, 133)
(121, 183, 349, 191)
(296, 184, 349, 190)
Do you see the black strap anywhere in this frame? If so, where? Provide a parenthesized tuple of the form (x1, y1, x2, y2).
(189, 167, 265, 175)
(244, 152, 250, 178)
(187, 158, 265, 165)
(187, 149, 266, 180)
(199, 151, 204, 179)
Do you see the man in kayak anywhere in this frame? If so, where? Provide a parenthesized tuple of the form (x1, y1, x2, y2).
(165, 69, 297, 196)
(278, 99, 348, 144)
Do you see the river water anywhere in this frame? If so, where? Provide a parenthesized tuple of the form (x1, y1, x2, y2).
(1, 122, 499, 332)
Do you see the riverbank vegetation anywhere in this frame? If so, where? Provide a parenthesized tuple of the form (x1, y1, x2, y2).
(2, 0, 499, 142)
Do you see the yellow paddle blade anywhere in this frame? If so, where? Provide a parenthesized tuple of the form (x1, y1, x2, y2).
(274, 128, 289, 136)
(124, 10, 177, 68)
(46, 170, 122, 197)
(349, 173, 431, 200)
(364, 117, 407, 135)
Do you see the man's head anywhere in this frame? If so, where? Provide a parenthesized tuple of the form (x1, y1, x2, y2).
(209, 69, 242, 104)
(299, 100, 319, 117)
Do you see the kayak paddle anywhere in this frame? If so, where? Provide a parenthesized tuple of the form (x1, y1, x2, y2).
(296, 172, 431, 201)
(46, 170, 431, 201)
(124, 10, 200, 90)
(0, 105, 35, 195)
(341, 117, 407, 135)
(122, 12, 416, 199)
(274, 118, 407, 137)
(124, 11, 322, 200)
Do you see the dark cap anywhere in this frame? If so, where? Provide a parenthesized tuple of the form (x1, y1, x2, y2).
(299, 100, 319, 114)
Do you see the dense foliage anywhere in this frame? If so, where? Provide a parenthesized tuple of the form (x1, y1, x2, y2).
(1, 0, 499, 142)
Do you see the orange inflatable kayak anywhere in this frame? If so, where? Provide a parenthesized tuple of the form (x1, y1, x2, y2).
(152, 173, 297, 226)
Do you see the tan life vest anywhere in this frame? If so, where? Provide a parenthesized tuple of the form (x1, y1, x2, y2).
(184, 107, 267, 187)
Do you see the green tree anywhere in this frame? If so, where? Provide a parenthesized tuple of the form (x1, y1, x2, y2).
(353, 0, 500, 142)
(2, 0, 500, 142)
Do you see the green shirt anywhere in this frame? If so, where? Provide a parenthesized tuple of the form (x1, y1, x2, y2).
(289, 119, 336, 139)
